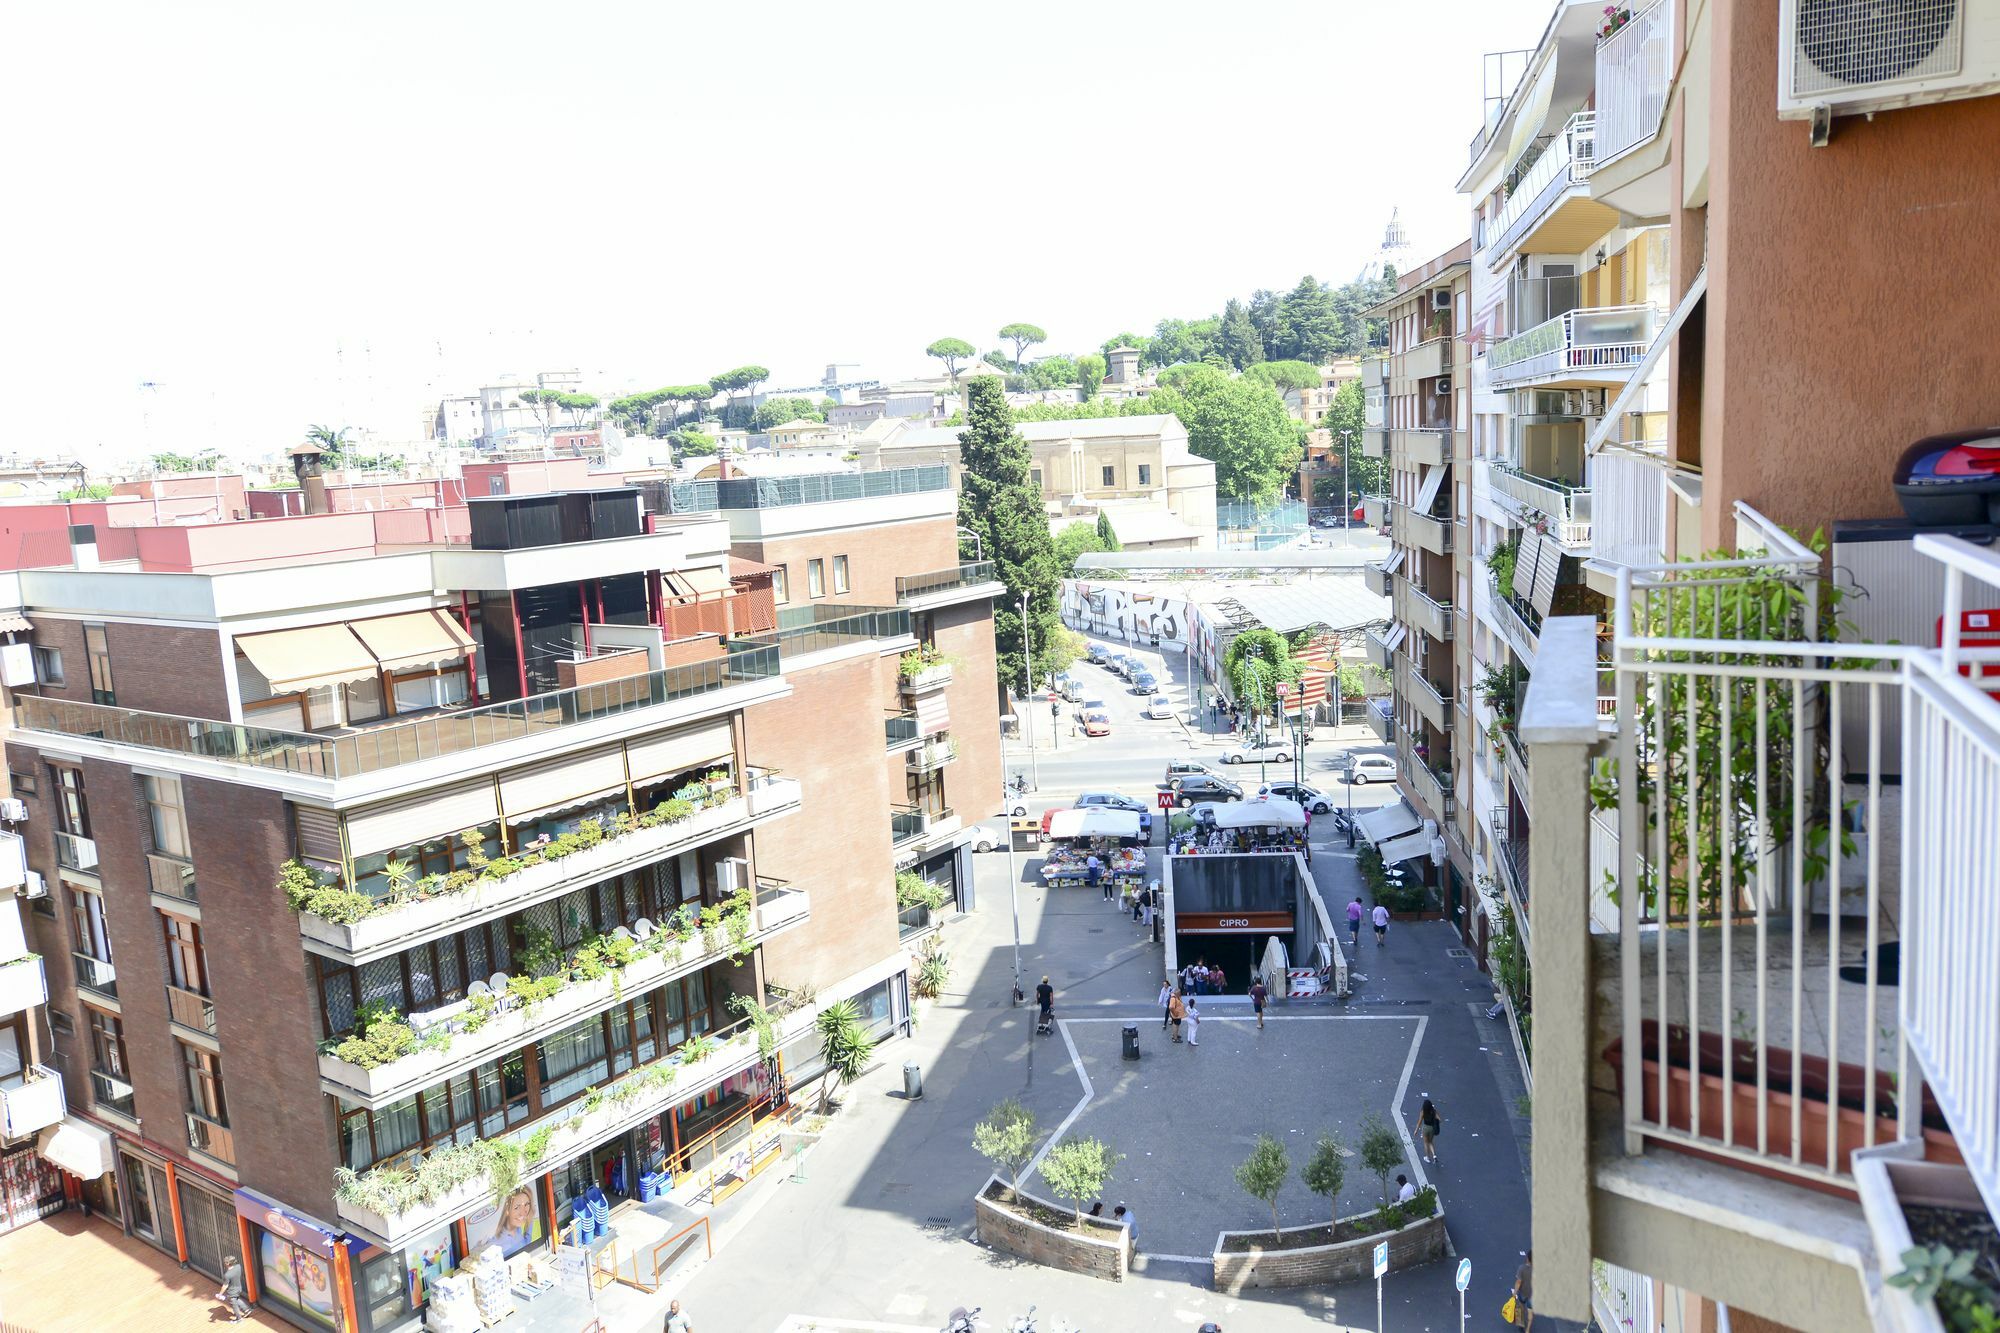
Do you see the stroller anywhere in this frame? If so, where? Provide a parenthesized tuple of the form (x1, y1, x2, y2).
(1036, 1004, 1055, 1037)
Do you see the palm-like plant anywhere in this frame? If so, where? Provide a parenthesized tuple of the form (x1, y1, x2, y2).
(303, 425, 350, 468)
(814, 999, 877, 1112)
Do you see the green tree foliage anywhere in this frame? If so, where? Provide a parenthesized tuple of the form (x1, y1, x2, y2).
(1302, 1133, 1348, 1227)
(1234, 1133, 1290, 1241)
(813, 999, 877, 1112)
(1147, 367, 1301, 502)
(982, 350, 1014, 374)
(972, 1098, 1039, 1196)
(1278, 275, 1343, 364)
(1225, 627, 1302, 719)
(1053, 520, 1107, 574)
(1039, 1137, 1122, 1222)
(751, 397, 825, 431)
(1245, 360, 1323, 395)
(1218, 298, 1264, 370)
(59, 482, 116, 500)
(1021, 354, 1079, 392)
(1041, 625, 1086, 683)
(708, 366, 769, 397)
(1075, 353, 1106, 399)
(957, 378, 1062, 691)
(1145, 316, 1222, 369)
(926, 337, 976, 382)
(1357, 1113, 1405, 1203)
(150, 451, 223, 473)
(1319, 378, 1384, 502)
(998, 322, 1047, 368)
(674, 430, 717, 458)
(1094, 511, 1121, 551)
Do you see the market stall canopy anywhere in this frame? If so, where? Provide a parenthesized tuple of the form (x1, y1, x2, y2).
(1357, 800, 1421, 846)
(1046, 807, 1142, 840)
(1379, 827, 1435, 867)
(235, 622, 378, 693)
(39, 1117, 115, 1178)
(1213, 796, 1307, 829)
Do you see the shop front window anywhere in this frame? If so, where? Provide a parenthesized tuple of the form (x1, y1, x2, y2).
(257, 1229, 338, 1330)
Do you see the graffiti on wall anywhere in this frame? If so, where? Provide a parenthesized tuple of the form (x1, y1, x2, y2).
(1060, 581, 1191, 651)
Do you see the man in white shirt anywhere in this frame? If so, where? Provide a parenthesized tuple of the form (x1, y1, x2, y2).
(1372, 902, 1391, 946)
(1396, 1174, 1417, 1203)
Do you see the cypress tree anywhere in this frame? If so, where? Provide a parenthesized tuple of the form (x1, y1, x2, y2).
(957, 375, 1061, 690)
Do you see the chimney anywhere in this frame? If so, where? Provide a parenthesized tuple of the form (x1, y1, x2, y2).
(289, 442, 330, 515)
(68, 524, 98, 570)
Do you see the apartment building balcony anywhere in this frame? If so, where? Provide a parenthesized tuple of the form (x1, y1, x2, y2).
(0, 952, 48, 1018)
(1488, 572, 1541, 663)
(1389, 429, 1452, 469)
(1396, 575, 1454, 643)
(898, 657, 955, 695)
(1362, 428, 1388, 460)
(1360, 494, 1390, 529)
(1363, 558, 1395, 600)
(751, 604, 915, 662)
(1399, 655, 1455, 734)
(54, 831, 97, 877)
(1484, 112, 1615, 267)
(69, 951, 115, 1004)
(1365, 355, 1388, 389)
(1586, 0, 1674, 216)
(0, 1064, 64, 1138)
(896, 560, 1004, 611)
(1499, 723, 1531, 799)
(1590, 441, 1670, 568)
(146, 852, 198, 911)
(907, 736, 959, 775)
(1519, 532, 1994, 1330)
(335, 1013, 774, 1251)
(659, 584, 779, 641)
(885, 710, 922, 753)
(186, 1112, 235, 1170)
(1486, 460, 1593, 546)
(1489, 807, 1530, 920)
(1397, 504, 1452, 557)
(166, 983, 217, 1039)
(1365, 698, 1395, 745)
(1402, 742, 1455, 821)
(298, 772, 804, 965)
(14, 644, 786, 797)
(1402, 337, 1450, 384)
(319, 886, 810, 1108)
(1488, 305, 1659, 391)
(1365, 622, 1404, 671)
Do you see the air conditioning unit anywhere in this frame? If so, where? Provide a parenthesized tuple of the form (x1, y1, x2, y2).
(22, 871, 46, 900)
(1435, 378, 1453, 395)
(0, 800, 24, 824)
(1431, 289, 1453, 312)
(1778, 0, 2000, 119)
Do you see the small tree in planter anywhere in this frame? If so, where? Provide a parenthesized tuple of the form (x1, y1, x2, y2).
(814, 1000, 876, 1113)
(972, 1097, 1038, 1199)
(1234, 1134, 1290, 1242)
(1358, 1114, 1405, 1206)
(1302, 1132, 1347, 1228)
(1039, 1137, 1122, 1224)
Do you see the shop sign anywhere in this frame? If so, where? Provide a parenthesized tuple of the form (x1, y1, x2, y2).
(232, 1188, 344, 1259)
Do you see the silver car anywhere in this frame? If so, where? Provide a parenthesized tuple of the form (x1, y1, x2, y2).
(1221, 739, 1295, 764)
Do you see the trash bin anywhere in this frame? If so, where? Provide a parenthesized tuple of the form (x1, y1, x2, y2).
(903, 1060, 923, 1100)
(1121, 1023, 1140, 1060)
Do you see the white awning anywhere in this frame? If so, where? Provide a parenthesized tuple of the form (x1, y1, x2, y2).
(1047, 808, 1141, 840)
(1214, 797, 1307, 830)
(39, 1117, 116, 1178)
(348, 609, 475, 672)
(1357, 800, 1421, 845)
(1377, 622, 1408, 655)
(1414, 463, 1449, 516)
(1379, 828, 1434, 867)
(1589, 266, 1706, 456)
(236, 623, 378, 693)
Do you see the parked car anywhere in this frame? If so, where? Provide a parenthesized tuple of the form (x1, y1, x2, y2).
(1083, 711, 1112, 737)
(1077, 697, 1108, 724)
(970, 819, 1009, 853)
(1345, 753, 1397, 784)
(1076, 790, 1156, 834)
(1143, 694, 1175, 719)
(1130, 669, 1159, 694)
(1163, 759, 1218, 789)
(1001, 788, 1029, 819)
(1265, 781, 1333, 814)
(1086, 642, 1109, 663)
(1221, 739, 1295, 764)
(1055, 674, 1085, 702)
(1104, 654, 1131, 678)
(1169, 773, 1243, 806)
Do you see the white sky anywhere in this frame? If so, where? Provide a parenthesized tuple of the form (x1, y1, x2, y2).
(2, 0, 1551, 467)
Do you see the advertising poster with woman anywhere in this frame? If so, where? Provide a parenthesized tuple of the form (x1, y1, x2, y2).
(464, 1186, 543, 1258)
(258, 1231, 338, 1328)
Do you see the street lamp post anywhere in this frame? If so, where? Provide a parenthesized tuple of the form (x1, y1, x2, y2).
(1339, 429, 1354, 539)
(1019, 592, 1039, 792)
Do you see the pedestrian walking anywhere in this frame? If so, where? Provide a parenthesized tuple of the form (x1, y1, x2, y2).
(1158, 980, 1173, 1029)
(1168, 989, 1186, 1042)
(665, 1297, 695, 1333)
(1184, 1000, 1201, 1046)
(1131, 885, 1143, 922)
(1414, 1097, 1442, 1162)
(1208, 963, 1225, 993)
(1249, 978, 1267, 1029)
(1087, 854, 1106, 898)
(1347, 896, 1364, 947)
(1511, 1251, 1535, 1329)
(1372, 901, 1390, 946)
(217, 1254, 252, 1323)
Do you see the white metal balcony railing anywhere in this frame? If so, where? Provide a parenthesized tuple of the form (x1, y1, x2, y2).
(1589, 440, 1670, 570)
(1488, 460, 1593, 546)
(1590, 0, 1673, 169)
(1538, 519, 2000, 1205)
(1486, 112, 1596, 262)
(1488, 572, 1541, 663)
(1488, 304, 1659, 389)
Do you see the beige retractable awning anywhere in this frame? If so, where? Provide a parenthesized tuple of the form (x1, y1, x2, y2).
(236, 624, 378, 693)
(349, 609, 475, 672)
(0, 612, 31, 634)
(39, 1117, 116, 1178)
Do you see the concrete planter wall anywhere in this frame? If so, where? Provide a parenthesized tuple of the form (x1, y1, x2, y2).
(1211, 1205, 1447, 1293)
(972, 1175, 1133, 1283)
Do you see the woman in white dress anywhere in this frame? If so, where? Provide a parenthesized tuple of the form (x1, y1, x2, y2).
(1183, 1001, 1201, 1047)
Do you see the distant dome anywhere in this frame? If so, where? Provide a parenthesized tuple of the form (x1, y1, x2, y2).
(1357, 207, 1416, 283)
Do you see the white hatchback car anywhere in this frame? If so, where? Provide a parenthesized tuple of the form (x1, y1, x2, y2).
(1345, 753, 1398, 784)
(1221, 739, 1294, 764)
(1143, 694, 1175, 719)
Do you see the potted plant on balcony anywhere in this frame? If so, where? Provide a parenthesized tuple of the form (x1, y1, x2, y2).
(1598, 5, 1632, 39)
(704, 768, 733, 802)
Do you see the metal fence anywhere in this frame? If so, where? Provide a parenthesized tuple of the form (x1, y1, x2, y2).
(664, 466, 950, 514)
